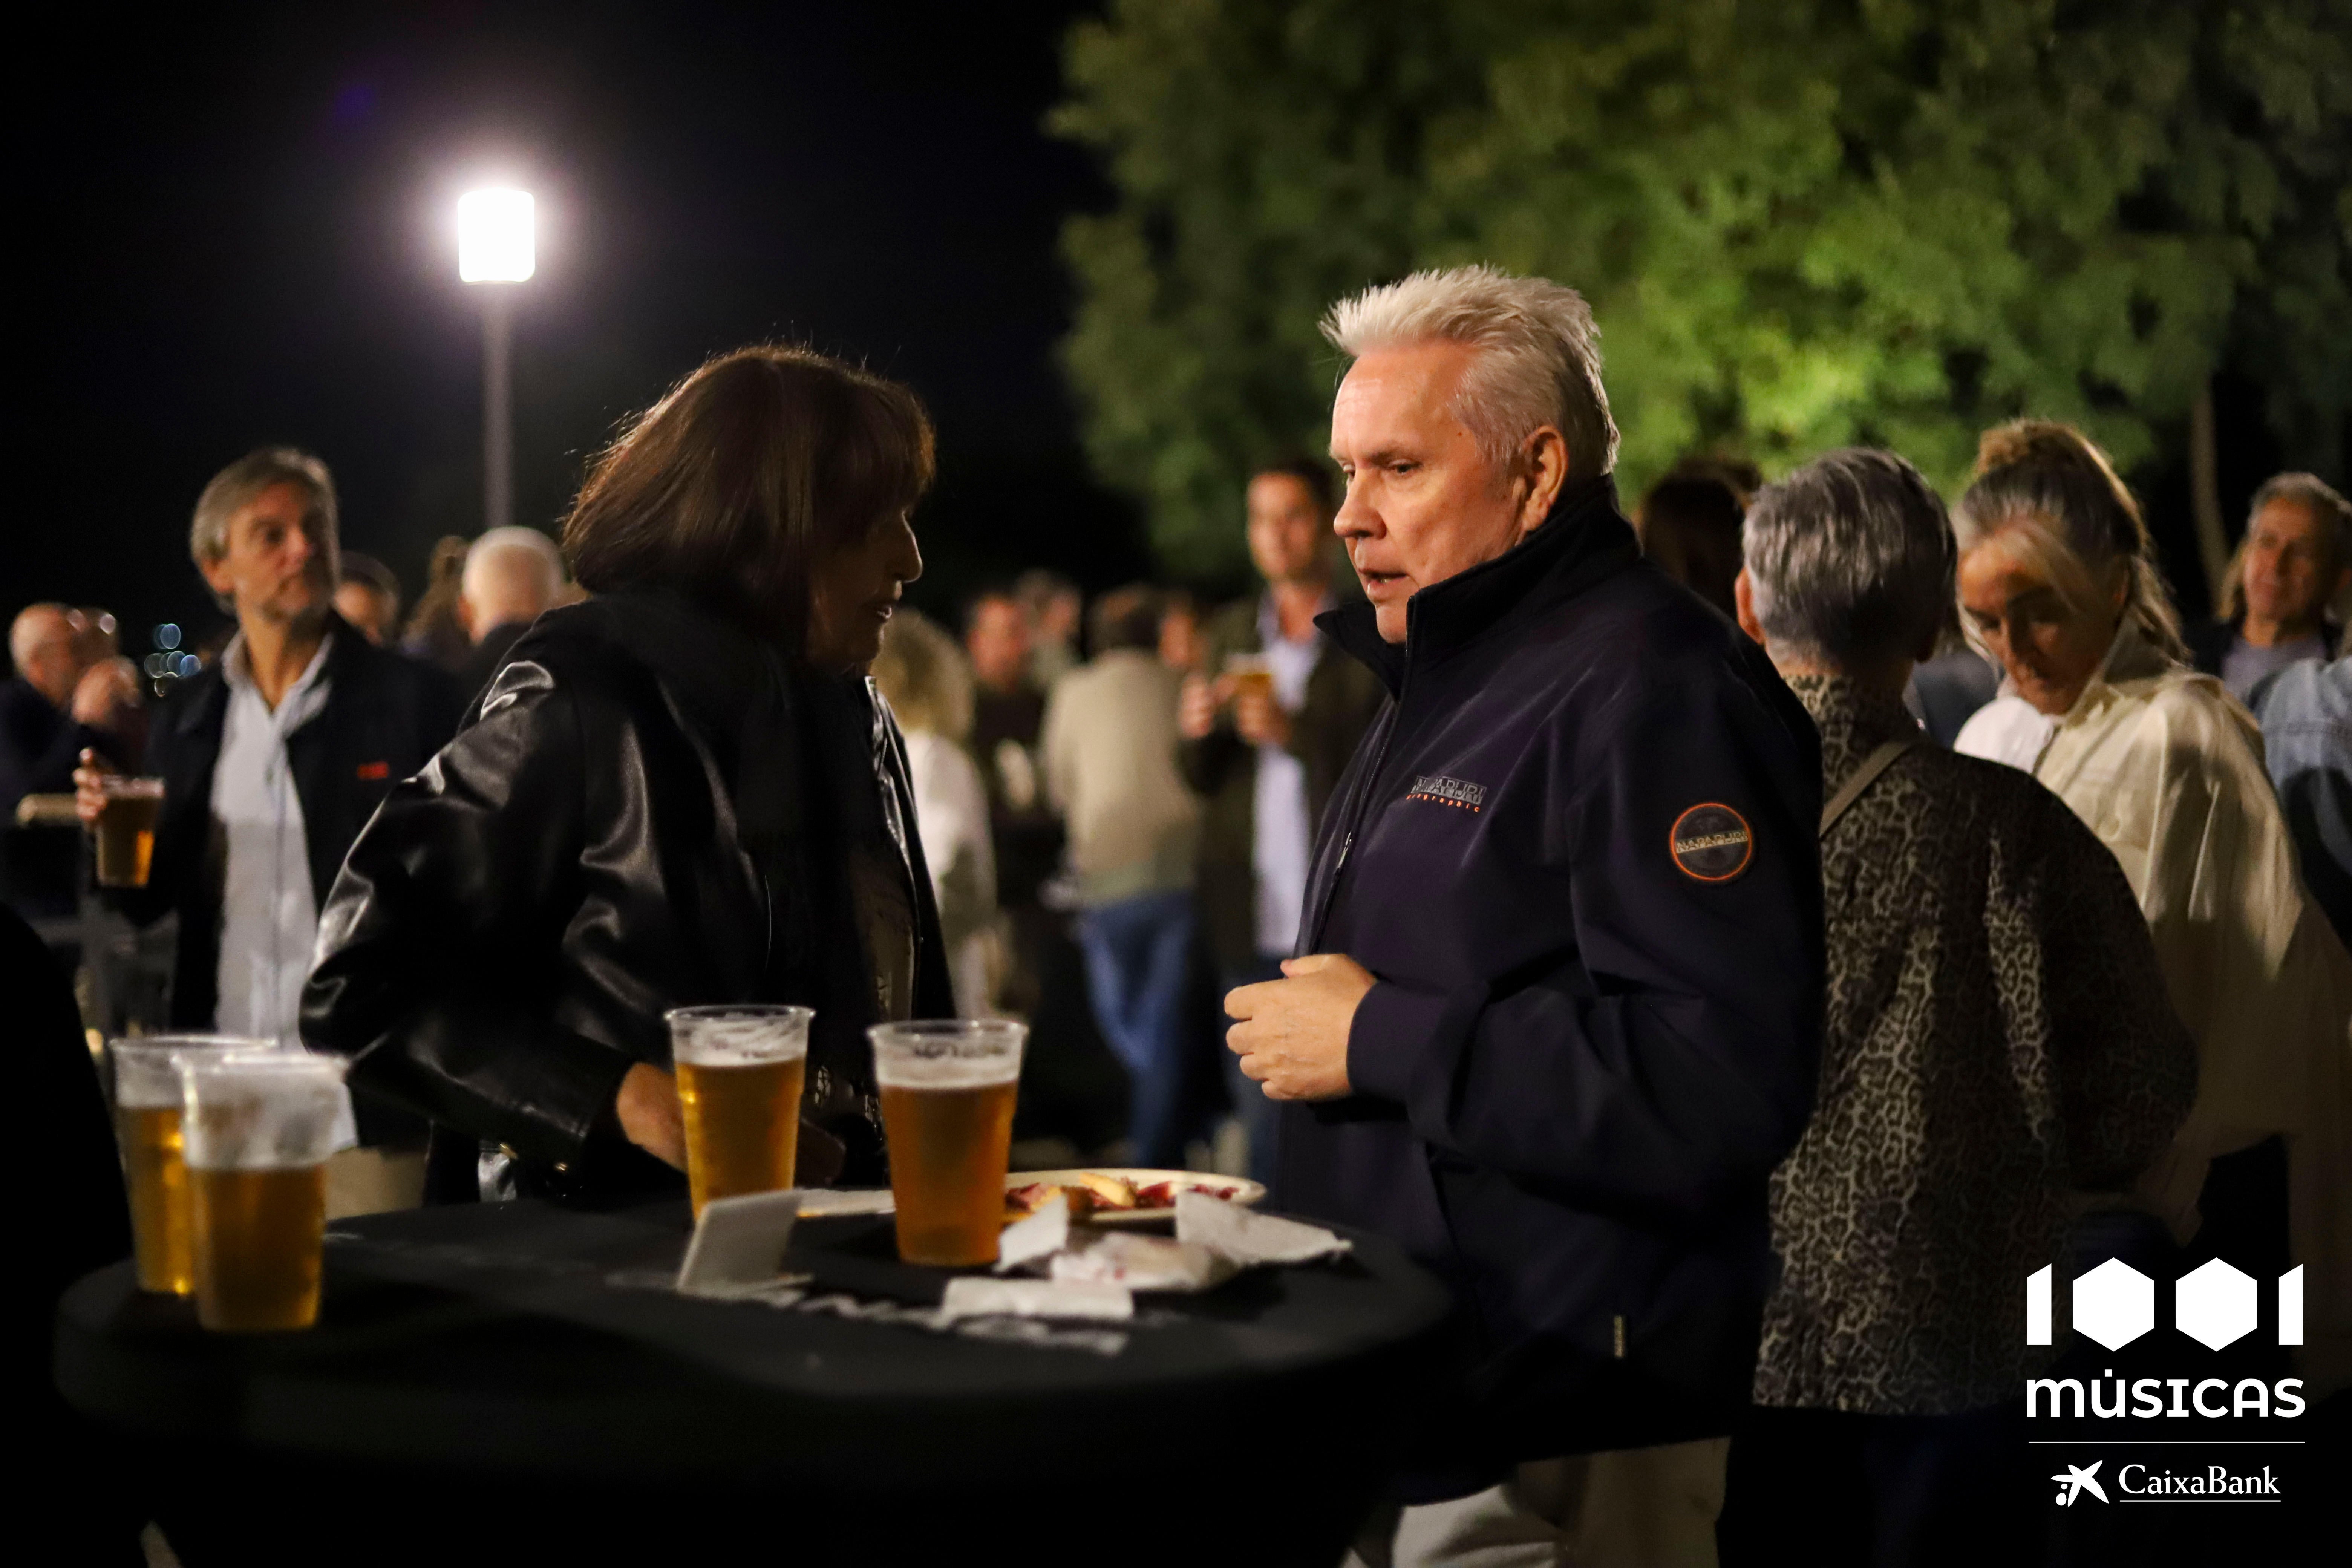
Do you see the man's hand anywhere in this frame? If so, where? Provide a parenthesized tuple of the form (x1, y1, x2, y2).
(1231, 682, 1292, 749)
(1224, 953, 1375, 1102)
(1177, 672, 1220, 740)
(71, 658, 139, 728)
(614, 1061, 686, 1170)
(72, 749, 116, 827)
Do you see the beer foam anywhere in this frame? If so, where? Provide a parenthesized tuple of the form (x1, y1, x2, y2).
(111, 1037, 277, 1109)
(672, 1020, 809, 1067)
(870, 1051, 1021, 1090)
(667, 1006, 813, 1066)
(179, 1058, 348, 1171)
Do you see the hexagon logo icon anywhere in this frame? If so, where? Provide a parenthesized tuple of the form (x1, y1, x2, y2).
(2175, 1259, 2258, 1351)
(2072, 1258, 2154, 1351)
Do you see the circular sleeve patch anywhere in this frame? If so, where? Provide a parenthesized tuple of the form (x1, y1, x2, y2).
(1668, 803, 1754, 883)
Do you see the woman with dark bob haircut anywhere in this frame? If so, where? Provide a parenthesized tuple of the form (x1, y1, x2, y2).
(303, 346, 956, 1203)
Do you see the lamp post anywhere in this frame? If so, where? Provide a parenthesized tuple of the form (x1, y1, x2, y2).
(457, 188, 534, 533)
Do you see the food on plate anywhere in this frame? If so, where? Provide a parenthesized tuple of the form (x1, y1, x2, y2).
(1001, 1172, 1245, 1223)
(1073, 1171, 1139, 1208)
(1003, 1182, 1094, 1223)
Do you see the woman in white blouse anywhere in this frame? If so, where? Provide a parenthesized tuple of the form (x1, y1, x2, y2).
(1951, 420, 2350, 1390)
(870, 607, 998, 1018)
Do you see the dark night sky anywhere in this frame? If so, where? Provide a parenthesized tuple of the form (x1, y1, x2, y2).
(21, 0, 1144, 655)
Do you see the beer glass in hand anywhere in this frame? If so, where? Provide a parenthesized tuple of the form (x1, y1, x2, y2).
(94, 776, 165, 887)
(110, 1035, 273, 1294)
(177, 1054, 347, 1332)
(666, 1004, 814, 1217)
(872, 1020, 1026, 1266)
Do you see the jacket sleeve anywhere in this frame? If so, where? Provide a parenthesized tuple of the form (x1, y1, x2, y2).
(1178, 725, 1248, 798)
(300, 662, 634, 1165)
(1345, 675, 1825, 1224)
(2027, 794, 2198, 1190)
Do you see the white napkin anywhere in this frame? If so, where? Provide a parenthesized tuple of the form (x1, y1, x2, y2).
(995, 1189, 1075, 1272)
(1050, 1230, 1237, 1293)
(1175, 1191, 1352, 1264)
(939, 1277, 1134, 1323)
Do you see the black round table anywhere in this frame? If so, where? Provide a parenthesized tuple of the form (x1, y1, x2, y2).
(57, 1197, 1453, 1566)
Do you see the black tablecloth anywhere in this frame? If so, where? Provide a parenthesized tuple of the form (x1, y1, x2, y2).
(56, 1198, 1454, 1565)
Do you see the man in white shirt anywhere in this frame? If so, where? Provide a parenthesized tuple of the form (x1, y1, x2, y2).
(78, 449, 460, 1181)
(1177, 461, 1387, 1181)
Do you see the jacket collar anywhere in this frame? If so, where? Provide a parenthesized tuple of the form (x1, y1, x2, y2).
(1318, 475, 1641, 695)
(172, 611, 365, 740)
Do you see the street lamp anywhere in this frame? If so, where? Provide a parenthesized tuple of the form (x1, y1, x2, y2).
(457, 188, 534, 533)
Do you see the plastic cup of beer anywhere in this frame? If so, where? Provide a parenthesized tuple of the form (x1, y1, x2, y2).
(109, 1035, 274, 1295)
(1223, 653, 1274, 707)
(666, 1004, 815, 1218)
(94, 775, 165, 887)
(176, 1053, 346, 1332)
(871, 1020, 1026, 1266)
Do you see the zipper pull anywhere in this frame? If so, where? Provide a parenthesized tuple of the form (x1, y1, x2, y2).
(1335, 830, 1353, 873)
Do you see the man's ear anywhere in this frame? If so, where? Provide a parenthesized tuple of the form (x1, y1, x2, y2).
(197, 553, 235, 600)
(1733, 568, 1767, 645)
(1516, 427, 1570, 534)
(456, 596, 477, 639)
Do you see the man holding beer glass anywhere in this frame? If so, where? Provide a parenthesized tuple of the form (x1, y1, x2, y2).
(1177, 459, 1386, 1184)
(72, 450, 461, 1177)
(305, 348, 956, 1207)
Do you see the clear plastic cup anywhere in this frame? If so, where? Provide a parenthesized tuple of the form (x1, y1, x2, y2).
(870, 1020, 1027, 1265)
(177, 1053, 348, 1332)
(93, 775, 165, 887)
(666, 1004, 815, 1217)
(109, 1035, 276, 1295)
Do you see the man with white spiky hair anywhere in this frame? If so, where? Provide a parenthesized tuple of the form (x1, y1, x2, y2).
(1223, 265, 1825, 1563)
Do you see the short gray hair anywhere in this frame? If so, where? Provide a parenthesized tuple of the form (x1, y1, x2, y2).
(2216, 471, 2352, 622)
(2249, 470, 2351, 568)
(1322, 264, 1620, 480)
(462, 526, 566, 603)
(190, 447, 338, 568)
(1743, 448, 1957, 666)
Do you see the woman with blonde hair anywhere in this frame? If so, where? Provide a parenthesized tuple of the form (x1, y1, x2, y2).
(1952, 420, 2352, 1389)
(870, 606, 997, 1017)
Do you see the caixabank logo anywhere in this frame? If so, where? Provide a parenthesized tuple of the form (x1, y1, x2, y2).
(2025, 1258, 2308, 1512)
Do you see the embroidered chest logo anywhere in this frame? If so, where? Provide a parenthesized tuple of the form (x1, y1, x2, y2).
(1669, 802, 1753, 882)
(1405, 774, 1486, 813)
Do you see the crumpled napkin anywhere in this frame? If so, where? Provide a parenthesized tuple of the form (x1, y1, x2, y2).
(989, 1188, 1351, 1296)
(1051, 1231, 1238, 1293)
(995, 1189, 1076, 1273)
(938, 1277, 1134, 1323)
(1174, 1190, 1352, 1264)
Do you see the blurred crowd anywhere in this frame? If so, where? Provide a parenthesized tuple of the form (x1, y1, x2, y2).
(7, 262, 2352, 1567)
(8, 446, 2350, 1200)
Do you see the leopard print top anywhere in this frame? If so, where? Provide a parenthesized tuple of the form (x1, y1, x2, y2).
(1753, 677, 2196, 1414)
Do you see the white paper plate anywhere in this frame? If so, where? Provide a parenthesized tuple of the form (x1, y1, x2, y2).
(793, 1170, 1268, 1226)
(1004, 1168, 1266, 1228)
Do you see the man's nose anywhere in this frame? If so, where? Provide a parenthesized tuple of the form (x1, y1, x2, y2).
(1332, 482, 1378, 539)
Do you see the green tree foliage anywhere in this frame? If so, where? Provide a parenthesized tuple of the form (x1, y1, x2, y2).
(1056, 0, 2352, 575)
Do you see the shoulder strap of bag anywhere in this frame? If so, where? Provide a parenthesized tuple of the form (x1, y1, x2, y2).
(1819, 738, 1918, 838)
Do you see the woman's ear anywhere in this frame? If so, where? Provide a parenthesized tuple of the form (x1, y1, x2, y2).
(1733, 568, 1767, 645)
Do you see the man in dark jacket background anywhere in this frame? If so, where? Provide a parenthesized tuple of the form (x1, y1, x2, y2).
(1178, 458, 1387, 1183)
(76, 448, 461, 1205)
(1226, 265, 1824, 1563)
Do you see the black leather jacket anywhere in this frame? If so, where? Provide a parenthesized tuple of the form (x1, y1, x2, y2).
(301, 592, 954, 1202)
